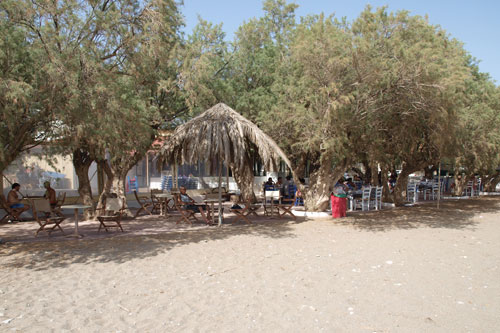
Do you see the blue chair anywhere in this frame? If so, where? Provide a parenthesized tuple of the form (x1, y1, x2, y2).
(264, 184, 275, 191)
(288, 184, 297, 199)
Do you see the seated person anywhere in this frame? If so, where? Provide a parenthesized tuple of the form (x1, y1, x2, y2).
(43, 181, 57, 208)
(344, 178, 356, 191)
(7, 183, 30, 219)
(177, 187, 211, 224)
(284, 175, 295, 198)
(230, 195, 242, 210)
(263, 177, 275, 191)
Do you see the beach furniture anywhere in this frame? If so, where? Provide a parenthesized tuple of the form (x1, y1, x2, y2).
(133, 190, 153, 218)
(231, 200, 261, 223)
(354, 187, 371, 211)
(172, 195, 198, 225)
(96, 197, 125, 232)
(264, 190, 281, 217)
(150, 189, 164, 214)
(32, 198, 65, 237)
(0, 195, 23, 223)
(279, 195, 296, 219)
(51, 191, 66, 217)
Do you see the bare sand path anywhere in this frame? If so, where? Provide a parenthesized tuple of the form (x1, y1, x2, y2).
(1, 198, 499, 332)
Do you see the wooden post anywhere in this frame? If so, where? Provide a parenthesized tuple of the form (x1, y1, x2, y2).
(0, 173, 4, 196)
(97, 163, 104, 195)
(437, 162, 441, 209)
(146, 153, 150, 188)
(226, 163, 229, 190)
(218, 158, 223, 227)
(173, 163, 178, 188)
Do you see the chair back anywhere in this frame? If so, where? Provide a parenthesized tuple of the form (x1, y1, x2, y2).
(133, 190, 143, 203)
(205, 193, 220, 200)
(105, 198, 123, 213)
(265, 190, 280, 200)
(264, 184, 275, 191)
(33, 199, 51, 214)
(150, 189, 162, 201)
(212, 187, 226, 194)
(0, 195, 10, 211)
(288, 184, 297, 198)
(361, 187, 371, 199)
(375, 186, 383, 199)
(57, 192, 66, 205)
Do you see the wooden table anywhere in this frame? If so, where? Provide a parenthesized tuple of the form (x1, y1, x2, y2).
(61, 204, 92, 238)
(155, 193, 173, 217)
(203, 199, 222, 225)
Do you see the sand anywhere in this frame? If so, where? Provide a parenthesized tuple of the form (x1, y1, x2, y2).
(1, 197, 499, 332)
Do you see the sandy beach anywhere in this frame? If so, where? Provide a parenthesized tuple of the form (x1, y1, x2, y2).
(1, 197, 499, 332)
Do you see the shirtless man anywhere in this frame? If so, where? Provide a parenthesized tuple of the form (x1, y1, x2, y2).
(43, 181, 57, 208)
(7, 183, 30, 219)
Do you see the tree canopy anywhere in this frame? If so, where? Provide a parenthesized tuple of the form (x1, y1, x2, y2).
(2, 0, 499, 211)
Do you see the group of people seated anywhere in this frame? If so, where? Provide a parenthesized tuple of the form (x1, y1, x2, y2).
(4, 181, 58, 221)
(263, 175, 305, 201)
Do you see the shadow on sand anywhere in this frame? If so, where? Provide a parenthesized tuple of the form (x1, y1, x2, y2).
(339, 197, 500, 232)
(0, 215, 307, 271)
(1, 197, 499, 271)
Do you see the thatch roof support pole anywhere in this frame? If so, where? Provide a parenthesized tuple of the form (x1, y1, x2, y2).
(218, 157, 223, 227)
(437, 162, 441, 209)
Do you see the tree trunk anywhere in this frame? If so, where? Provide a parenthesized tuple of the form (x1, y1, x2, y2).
(363, 162, 372, 184)
(390, 162, 420, 206)
(424, 165, 437, 179)
(231, 159, 256, 203)
(294, 154, 308, 179)
(96, 160, 113, 211)
(105, 153, 144, 217)
(304, 157, 347, 211)
(0, 173, 4, 196)
(73, 149, 94, 220)
(453, 174, 470, 196)
(370, 162, 379, 186)
(483, 172, 500, 192)
(380, 165, 391, 203)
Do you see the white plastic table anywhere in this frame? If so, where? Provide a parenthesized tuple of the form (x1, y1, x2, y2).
(61, 204, 92, 238)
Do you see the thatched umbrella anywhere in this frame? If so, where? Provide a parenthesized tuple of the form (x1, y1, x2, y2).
(159, 103, 291, 226)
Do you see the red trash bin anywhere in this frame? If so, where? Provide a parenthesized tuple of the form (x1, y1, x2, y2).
(331, 194, 347, 218)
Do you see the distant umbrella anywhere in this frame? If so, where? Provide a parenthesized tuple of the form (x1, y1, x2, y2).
(42, 171, 66, 179)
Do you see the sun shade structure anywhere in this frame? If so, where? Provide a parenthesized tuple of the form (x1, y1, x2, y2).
(158, 103, 292, 226)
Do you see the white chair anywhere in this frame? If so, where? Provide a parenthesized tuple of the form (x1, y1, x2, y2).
(354, 187, 371, 211)
(431, 182, 440, 200)
(465, 181, 473, 196)
(407, 182, 418, 203)
(374, 186, 383, 210)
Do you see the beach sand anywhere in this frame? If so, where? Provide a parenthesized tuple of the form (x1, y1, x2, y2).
(1, 197, 499, 332)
